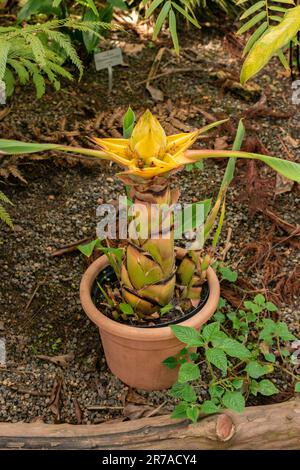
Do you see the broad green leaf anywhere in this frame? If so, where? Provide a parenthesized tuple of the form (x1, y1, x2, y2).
(254, 294, 265, 305)
(250, 379, 259, 396)
(219, 266, 238, 282)
(212, 199, 226, 248)
(258, 379, 279, 396)
(222, 391, 245, 413)
(171, 402, 188, 419)
(237, 11, 267, 35)
(221, 339, 252, 359)
(240, 1, 266, 20)
(295, 382, 300, 393)
(211, 331, 229, 348)
(244, 301, 262, 314)
(82, 9, 100, 54)
(153, 2, 171, 40)
(232, 378, 244, 390)
(201, 400, 220, 414)
(178, 362, 200, 383)
(186, 406, 199, 423)
(17, 0, 62, 22)
(145, 0, 165, 18)
(163, 356, 178, 369)
(245, 361, 273, 378)
(265, 301, 278, 312)
(275, 322, 296, 341)
(202, 322, 220, 342)
(240, 6, 300, 83)
(242, 21, 268, 57)
(169, 9, 179, 55)
(206, 348, 227, 373)
(186, 149, 300, 184)
(169, 382, 197, 402)
(264, 352, 276, 363)
(209, 384, 224, 399)
(171, 325, 203, 347)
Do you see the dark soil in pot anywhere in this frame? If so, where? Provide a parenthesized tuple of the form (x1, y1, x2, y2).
(92, 265, 210, 328)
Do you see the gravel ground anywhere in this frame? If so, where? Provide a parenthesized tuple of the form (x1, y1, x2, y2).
(0, 28, 299, 424)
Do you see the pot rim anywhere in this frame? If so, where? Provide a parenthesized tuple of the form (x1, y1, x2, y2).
(80, 255, 220, 342)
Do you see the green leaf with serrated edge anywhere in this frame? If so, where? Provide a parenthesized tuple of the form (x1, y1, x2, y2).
(211, 331, 229, 348)
(152, 2, 171, 40)
(186, 406, 199, 423)
(202, 322, 220, 342)
(250, 379, 259, 396)
(264, 352, 276, 363)
(245, 361, 273, 378)
(240, 1, 266, 20)
(232, 378, 244, 390)
(195, 161, 204, 170)
(145, 0, 165, 18)
(206, 348, 227, 373)
(178, 362, 200, 383)
(222, 391, 245, 413)
(218, 298, 226, 309)
(171, 325, 203, 347)
(242, 21, 268, 57)
(169, 9, 179, 55)
(265, 301, 278, 312)
(171, 402, 188, 419)
(108, 0, 128, 10)
(221, 339, 252, 359)
(254, 293, 265, 305)
(244, 301, 262, 314)
(258, 379, 279, 396)
(240, 6, 300, 84)
(213, 311, 226, 323)
(169, 383, 196, 402)
(275, 322, 296, 341)
(189, 352, 199, 361)
(295, 382, 300, 393)
(209, 385, 224, 399)
(163, 356, 178, 369)
(237, 10, 267, 36)
(201, 400, 220, 414)
(219, 266, 238, 282)
(179, 347, 188, 356)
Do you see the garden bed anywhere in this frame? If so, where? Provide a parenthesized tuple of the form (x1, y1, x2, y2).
(0, 28, 299, 427)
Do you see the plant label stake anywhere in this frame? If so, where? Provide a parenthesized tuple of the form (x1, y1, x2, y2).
(0, 80, 6, 105)
(94, 48, 123, 94)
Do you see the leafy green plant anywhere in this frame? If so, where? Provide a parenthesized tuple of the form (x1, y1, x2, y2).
(0, 18, 112, 98)
(0, 191, 13, 228)
(164, 294, 299, 421)
(237, 0, 300, 83)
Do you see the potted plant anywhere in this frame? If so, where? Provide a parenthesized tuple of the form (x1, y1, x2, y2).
(1, 111, 299, 391)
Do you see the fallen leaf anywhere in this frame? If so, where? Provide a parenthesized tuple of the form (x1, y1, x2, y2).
(126, 389, 148, 405)
(146, 83, 164, 102)
(0, 321, 4, 331)
(214, 136, 228, 150)
(73, 398, 82, 424)
(36, 352, 74, 367)
(49, 377, 62, 421)
(284, 135, 299, 148)
(275, 173, 294, 195)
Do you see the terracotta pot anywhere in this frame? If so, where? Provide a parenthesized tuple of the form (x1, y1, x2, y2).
(80, 255, 220, 391)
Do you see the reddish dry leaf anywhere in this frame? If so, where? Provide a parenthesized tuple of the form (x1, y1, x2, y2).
(36, 352, 74, 367)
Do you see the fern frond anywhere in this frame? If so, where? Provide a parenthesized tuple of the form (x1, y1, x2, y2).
(7, 58, 29, 85)
(0, 39, 10, 81)
(32, 72, 46, 98)
(0, 191, 13, 205)
(0, 192, 13, 228)
(46, 30, 83, 77)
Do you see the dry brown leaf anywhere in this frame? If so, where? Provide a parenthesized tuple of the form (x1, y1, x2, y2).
(36, 352, 74, 367)
(146, 83, 164, 102)
(275, 173, 294, 195)
(214, 136, 228, 150)
(123, 403, 155, 420)
(126, 389, 148, 405)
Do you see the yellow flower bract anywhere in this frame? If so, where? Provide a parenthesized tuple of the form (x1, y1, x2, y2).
(91, 110, 199, 179)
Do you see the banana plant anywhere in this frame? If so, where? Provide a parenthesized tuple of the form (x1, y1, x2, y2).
(0, 111, 299, 315)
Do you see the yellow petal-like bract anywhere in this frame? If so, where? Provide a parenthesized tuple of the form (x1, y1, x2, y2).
(92, 110, 199, 179)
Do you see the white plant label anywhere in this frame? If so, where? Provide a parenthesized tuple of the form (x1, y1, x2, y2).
(94, 48, 123, 93)
(0, 80, 6, 105)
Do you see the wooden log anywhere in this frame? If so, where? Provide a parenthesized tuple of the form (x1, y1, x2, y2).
(0, 399, 299, 450)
